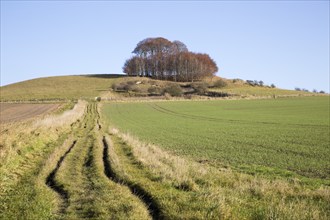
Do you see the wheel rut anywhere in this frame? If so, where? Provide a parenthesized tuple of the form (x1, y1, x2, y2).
(102, 136, 161, 220)
(46, 140, 77, 213)
(45, 103, 89, 214)
(47, 102, 156, 218)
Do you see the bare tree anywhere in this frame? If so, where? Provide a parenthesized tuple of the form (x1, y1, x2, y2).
(123, 37, 218, 82)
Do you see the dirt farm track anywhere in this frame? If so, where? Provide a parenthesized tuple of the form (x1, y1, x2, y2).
(0, 103, 61, 123)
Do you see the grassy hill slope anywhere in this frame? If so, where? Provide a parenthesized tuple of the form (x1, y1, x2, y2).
(205, 77, 312, 97)
(212, 83, 309, 97)
(0, 74, 320, 101)
(0, 75, 121, 101)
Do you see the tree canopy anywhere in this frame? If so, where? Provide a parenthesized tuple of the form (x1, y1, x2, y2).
(123, 37, 218, 82)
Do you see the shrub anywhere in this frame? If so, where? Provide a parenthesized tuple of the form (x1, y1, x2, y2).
(191, 82, 208, 95)
(185, 94, 193, 99)
(111, 83, 119, 91)
(164, 93, 171, 100)
(295, 87, 301, 91)
(123, 83, 135, 91)
(247, 80, 255, 86)
(233, 78, 243, 83)
(319, 90, 325, 94)
(206, 91, 229, 97)
(164, 84, 183, 97)
(271, 84, 276, 88)
(213, 79, 227, 88)
(148, 86, 162, 95)
(126, 80, 136, 85)
(112, 82, 127, 91)
(131, 85, 142, 93)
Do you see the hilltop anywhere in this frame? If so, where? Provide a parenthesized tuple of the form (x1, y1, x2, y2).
(0, 74, 318, 102)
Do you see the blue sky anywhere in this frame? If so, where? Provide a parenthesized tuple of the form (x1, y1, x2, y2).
(1, 1, 329, 92)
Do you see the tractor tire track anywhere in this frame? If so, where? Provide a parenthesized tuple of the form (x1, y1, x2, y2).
(45, 103, 90, 215)
(57, 103, 100, 218)
(96, 109, 102, 130)
(150, 103, 326, 127)
(102, 136, 161, 220)
(46, 102, 155, 219)
(46, 140, 77, 213)
(96, 106, 159, 219)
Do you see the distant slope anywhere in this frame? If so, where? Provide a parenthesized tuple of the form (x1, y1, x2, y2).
(212, 83, 311, 97)
(0, 74, 321, 101)
(0, 75, 121, 101)
(206, 77, 313, 97)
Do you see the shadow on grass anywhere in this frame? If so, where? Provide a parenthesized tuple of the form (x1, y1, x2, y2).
(83, 74, 127, 79)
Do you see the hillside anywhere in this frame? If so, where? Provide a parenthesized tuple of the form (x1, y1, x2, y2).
(0, 75, 121, 101)
(209, 78, 313, 97)
(0, 74, 319, 101)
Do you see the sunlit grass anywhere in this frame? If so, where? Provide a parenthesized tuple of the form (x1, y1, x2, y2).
(106, 128, 329, 219)
(0, 75, 118, 101)
(211, 82, 314, 97)
(102, 96, 330, 184)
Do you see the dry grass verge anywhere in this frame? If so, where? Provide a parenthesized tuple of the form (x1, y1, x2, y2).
(33, 100, 86, 129)
(0, 101, 87, 219)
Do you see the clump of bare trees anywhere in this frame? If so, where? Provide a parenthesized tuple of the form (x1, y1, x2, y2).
(123, 37, 218, 82)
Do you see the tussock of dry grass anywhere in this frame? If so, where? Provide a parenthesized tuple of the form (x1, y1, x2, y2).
(33, 100, 87, 129)
(111, 127, 207, 190)
(110, 127, 330, 219)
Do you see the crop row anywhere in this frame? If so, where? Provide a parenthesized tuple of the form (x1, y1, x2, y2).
(102, 97, 330, 183)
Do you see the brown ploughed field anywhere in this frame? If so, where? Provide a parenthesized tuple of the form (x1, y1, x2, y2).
(0, 103, 61, 123)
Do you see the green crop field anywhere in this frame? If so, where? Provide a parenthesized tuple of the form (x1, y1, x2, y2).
(102, 96, 330, 184)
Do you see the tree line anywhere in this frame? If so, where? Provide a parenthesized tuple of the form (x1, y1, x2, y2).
(123, 37, 218, 82)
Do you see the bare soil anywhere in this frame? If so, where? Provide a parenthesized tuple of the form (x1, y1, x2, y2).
(0, 103, 61, 123)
